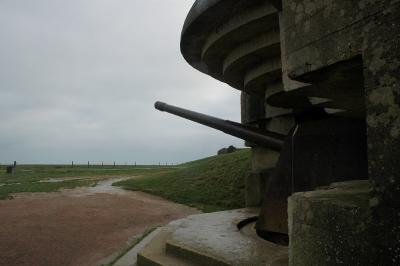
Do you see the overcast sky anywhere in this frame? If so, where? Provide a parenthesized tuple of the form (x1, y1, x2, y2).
(0, 0, 243, 164)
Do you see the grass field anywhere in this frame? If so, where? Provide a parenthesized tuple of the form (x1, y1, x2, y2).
(0, 164, 173, 200)
(0, 150, 251, 211)
(114, 149, 251, 212)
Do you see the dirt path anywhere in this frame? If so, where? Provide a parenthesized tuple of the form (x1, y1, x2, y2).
(0, 178, 199, 266)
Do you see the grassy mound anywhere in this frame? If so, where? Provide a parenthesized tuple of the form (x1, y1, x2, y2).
(114, 149, 251, 212)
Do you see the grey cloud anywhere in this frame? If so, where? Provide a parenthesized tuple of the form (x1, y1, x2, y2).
(0, 0, 243, 164)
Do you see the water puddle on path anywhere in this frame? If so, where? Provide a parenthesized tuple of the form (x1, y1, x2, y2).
(86, 177, 132, 195)
(70, 177, 135, 197)
(40, 177, 81, 183)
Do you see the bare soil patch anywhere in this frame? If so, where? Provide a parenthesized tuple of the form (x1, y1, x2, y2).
(0, 178, 199, 266)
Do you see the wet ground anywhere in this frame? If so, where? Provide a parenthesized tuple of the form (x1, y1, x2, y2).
(0, 177, 199, 266)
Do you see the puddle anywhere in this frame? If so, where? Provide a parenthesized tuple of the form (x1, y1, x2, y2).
(40, 177, 81, 183)
(72, 177, 134, 196)
(87, 177, 130, 194)
(0, 182, 22, 186)
(7, 177, 136, 198)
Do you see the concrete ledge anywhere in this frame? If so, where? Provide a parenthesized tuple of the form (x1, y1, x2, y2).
(201, 3, 277, 60)
(136, 208, 288, 265)
(168, 208, 288, 265)
(288, 180, 376, 266)
(113, 228, 163, 266)
(223, 30, 280, 74)
(137, 220, 196, 266)
(244, 57, 282, 93)
(181, 0, 280, 92)
(166, 240, 228, 266)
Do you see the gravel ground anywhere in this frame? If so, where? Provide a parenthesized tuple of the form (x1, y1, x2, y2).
(0, 178, 199, 266)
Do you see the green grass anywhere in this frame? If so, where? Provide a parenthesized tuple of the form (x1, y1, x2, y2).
(0, 164, 173, 184)
(0, 179, 97, 200)
(0, 164, 174, 200)
(113, 149, 251, 212)
(0, 150, 251, 208)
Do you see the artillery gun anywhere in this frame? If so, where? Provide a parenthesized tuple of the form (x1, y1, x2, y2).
(155, 101, 368, 242)
(155, 101, 284, 150)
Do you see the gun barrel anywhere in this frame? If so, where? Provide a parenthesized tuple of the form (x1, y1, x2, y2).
(155, 101, 284, 150)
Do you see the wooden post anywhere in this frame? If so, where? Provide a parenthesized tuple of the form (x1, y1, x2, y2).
(6, 161, 17, 174)
(87, 161, 90, 168)
(72, 161, 74, 168)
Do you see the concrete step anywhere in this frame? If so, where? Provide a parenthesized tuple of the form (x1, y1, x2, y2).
(166, 239, 229, 266)
(137, 228, 197, 266)
(112, 227, 162, 266)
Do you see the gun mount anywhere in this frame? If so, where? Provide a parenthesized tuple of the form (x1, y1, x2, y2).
(155, 101, 368, 242)
(155, 101, 284, 151)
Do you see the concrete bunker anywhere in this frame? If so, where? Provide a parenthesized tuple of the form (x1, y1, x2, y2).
(139, 0, 400, 265)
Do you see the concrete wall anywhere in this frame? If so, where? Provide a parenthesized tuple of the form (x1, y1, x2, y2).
(281, 0, 400, 264)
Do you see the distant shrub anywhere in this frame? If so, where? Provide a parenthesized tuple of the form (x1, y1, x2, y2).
(217, 145, 237, 155)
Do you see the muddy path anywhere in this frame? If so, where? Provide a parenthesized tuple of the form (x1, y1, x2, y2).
(0, 177, 199, 266)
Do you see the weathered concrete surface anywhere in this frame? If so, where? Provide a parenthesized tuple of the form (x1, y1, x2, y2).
(181, 0, 277, 87)
(362, 1, 400, 204)
(113, 227, 162, 266)
(281, 1, 400, 263)
(288, 180, 374, 265)
(245, 171, 269, 207)
(167, 208, 288, 265)
(241, 91, 265, 126)
(281, 0, 400, 196)
(264, 81, 293, 119)
(289, 180, 400, 265)
(362, 7, 400, 262)
(137, 220, 196, 266)
(251, 147, 279, 172)
(245, 148, 279, 206)
(137, 208, 287, 266)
